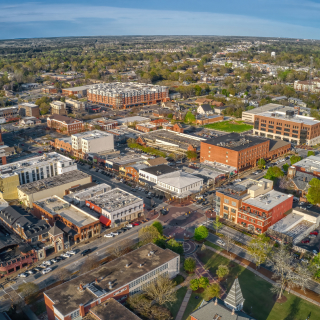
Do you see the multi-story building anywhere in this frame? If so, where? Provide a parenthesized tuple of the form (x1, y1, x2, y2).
(50, 137, 73, 154)
(47, 114, 83, 135)
(42, 86, 58, 94)
(17, 170, 91, 208)
(50, 101, 67, 115)
(87, 117, 118, 131)
(18, 103, 40, 118)
(139, 164, 177, 184)
(0, 152, 77, 200)
(62, 85, 94, 97)
(216, 179, 293, 233)
(200, 133, 291, 172)
(44, 243, 179, 320)
(289, 154, 320, 178)
(71, 130, 114, 159)
(253, 110, 320, 146)
(88, 82, 169, 109)
(294, 79, 320, 93)
(32, 195, 101, 245)
(0, 106, 19, 118)
(85, 188, 144, 227)
(65, 98, 86, 113)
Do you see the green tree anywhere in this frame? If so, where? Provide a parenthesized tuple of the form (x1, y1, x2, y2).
(190, 279, 200, 291)
(290, 155, 302, 165)
(204, 283, 220, 301)
(138, 225, 160, 245)
(264, 166, 284, 181)
(282, 163, 289, 172)
(307, 178, 320, 205)
(247, 234, 272, 269)
(308, 151, 315, 157)
(184, 257, 196, 273)
(212, 216, 223, 234)
(194, 225, 209, 241)
(257, 158, 266, 169)
(167, 113, 173, 119)
(166, 239, 184, 255)
(216, 265, 229, 280)
(199, 276, 210, 289)
(184, 111, 196, 124)
(152, 221, 163, 235)
(186, 150, 197, 160)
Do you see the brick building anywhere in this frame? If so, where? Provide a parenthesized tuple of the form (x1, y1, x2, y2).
(62, 85, 93, 97)
(88, 82, 169, 109)
(87, 118, 118, 131)
(253, 110, 320, 146)
(50, 101, 67, 115)
(289, 155, 320, 178)
(200, 133, 291, 172)
(196, 114, 224, 125)
(47, 114, 83, 135)
(18, 103, 40, 118)
(44, 244, 179, 320)
(50, 137, 73, 154)
(42, 86, 58, 94)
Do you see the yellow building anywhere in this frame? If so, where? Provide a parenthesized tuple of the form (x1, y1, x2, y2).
(0, 174, 20, 201)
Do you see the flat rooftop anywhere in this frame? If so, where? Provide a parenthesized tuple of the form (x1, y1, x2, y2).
(140, 164, 177, 176)
(64, 85, 93, 91)
(34, 196, 98, 228)
(242, 103, 290, 115)
(0, 152, 74, 177)
(18, 170, 90, 195)
(117, 116, 150, 124)
(292, 155, 320, 171)
(69, 183, 111, 201)
(44, 244, 178, 316)
(256, 111, 320, 126)
(243, 189, 293, 211)
(72, 130, 113, 140)
(19, 103, 38, 108)
(205, 133, 266, 151)
(87, 188, 142, 212)
(105, 154, 144, 166)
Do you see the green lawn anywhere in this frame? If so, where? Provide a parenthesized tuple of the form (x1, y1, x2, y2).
(204, 240, 222, 251)
(167, 286, 188, 319)
(182, 290, 206, 320)
(204, 120, 253, 133)
(187, 250, 320, 320)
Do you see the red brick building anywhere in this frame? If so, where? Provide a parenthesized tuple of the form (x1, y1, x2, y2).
(50, 137, 73, 154)
(200, 132, 291, 171)
(47, 114, 84, 135)
(196, 114, 224, 125)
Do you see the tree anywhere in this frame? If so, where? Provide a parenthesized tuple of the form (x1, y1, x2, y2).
(225, 234, 232, 253)
(55, 267, 71, 282)
(184, 257, 196, 273)
(166, 238, 184, 255)
(204, 283, 220, 301)
(17, 282, 39, 298)
(216, 265, 229, 280)
(308, 151, 315, 157)
(190, 279, 200, 291)
(212, 216, 223, 234)
(186, 150, 197, 160)
(201, 243, 206, 251)
(257, 158, 266, 169)
(282, 163, 289, 172)
(144, 274, 177, 306)
(247, 234, 272, 269)
(307, 178, 320, 205)
(290, 155, 302, 165)
(152, 221, 163, 235)
(264, 166, 284, 181)
(198, 276, 210, 289)
(127, 293, 152, 318)
(194, 225, 209, 241)
(184, 111, 196, 124)
(138, 225, 160, 245)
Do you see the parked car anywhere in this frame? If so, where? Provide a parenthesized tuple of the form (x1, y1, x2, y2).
(307, 204, 313, 209)
(104, 233, 114, 238)
(66, 250, 76, 255)
(39, 264, 47, 268)
(51, 258, 57, 263)
(41, 268, 52, 275)
(132, 222, 140, 226)
(33, 267, 41, 272)
(309, 234, 317, 239)
(44, 260, 52, 266)
(111, 231, 120, 236)
(310, 231, 319, 236)
(81, 249, 92, 256)
(19, 273, 28, 278)
(301, 239, 310, 243)
(126, 224, 133, 228)
(61, 253, 71, 258)
(234, 179, 241, 182)
(217, 239, 226, 246)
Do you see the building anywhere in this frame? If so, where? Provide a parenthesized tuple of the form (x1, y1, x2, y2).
(88, 82, 169, 109)
(190, 278, 253, 320)
(0, 152, 77, 200)
(50, 137, 73, 154)
(117, 116, 150, 126)
(267, 208, 320, 245)
(253, 110, 320, 146)
(137, 129, 206, 156)
(195, 98, 224, 107)
(71, 130, 114, 159)
(200, 133, 291, 172)
(144, 157, 168, 167)
(196, 114, 224, 125)
(124, 164, 147, 182)
(289, 155, 320, 177)
(17, 170, 91, 208)
(105, 154, 145, 171)
(65, 98, 85, 113)
(42, 86, 58, 94)
(135, 122, 158, 133)
(197, 104, 214, 115)
(87, 117, 118, 131)
(19, 116, 41, 126)
(85, 188, 143, 226)
(18, 103, 40, 118)
(139, 165, 177, 184)
(64, 183, 111, 207)
(33, 195, 101, 246)
(50, 101, 67, 115)
(21, 83, 39, 90)
(294, 79, 320, 93)
(62, 85, 94, 97)
(214, 105, 228, 115)
(47, 114, 84, 135)
(44, 244, 179, 320)
(0, 106, 19, 118)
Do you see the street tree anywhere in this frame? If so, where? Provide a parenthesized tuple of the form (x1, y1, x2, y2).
(308, 151, 315, 157)
(204, 283, 220, 301)
(138, 225, 160, 245)
(264, 166, 284, 181)
(212, 216, 223, 234)
(127, 293, 152, 318)
(225, 234, 233, 253)
(144, 274, 177, 306)
(307, 178, 320, 205)
(216, 265, 229, 280)
(257, 158, 266, 169)
(194, 225, 209, 241)
(190, 279, 200, 291)
(184, 257, 196, 273)
(152, 221, 163, 235)
(186, 150, 197, 160)
(247, 234, 272, 269)
(290, 155, 302, 165)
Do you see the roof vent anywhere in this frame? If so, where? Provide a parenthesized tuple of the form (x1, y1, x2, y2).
(139, 263, 143, 268)
(125, 263, 130, 268)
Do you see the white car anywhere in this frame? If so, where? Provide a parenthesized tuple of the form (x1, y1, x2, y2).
(111, 231, 120, 236)
(51, 259, 57, 263)
(41, 268, 52, 275)
(234, 179, 241, 182)
(104, 233, 114, 238)
(126, 224, 133, 228)
(61, 253, 71, 258)
(39, 264, 47, 269)
(19, 273, 28, 278)
(66, 250, 76, 255)
(44, 260, 52, 266)
(217, 239, 226, 247)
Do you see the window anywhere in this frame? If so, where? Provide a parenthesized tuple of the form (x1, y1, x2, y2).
(284, 128, 290, 132)
(224, 199, 229, 204)
(231, 208, 236, 213)
(223, 206, 229, 211)
(70, 310, 80, 319)
(231, 201, 236, 207)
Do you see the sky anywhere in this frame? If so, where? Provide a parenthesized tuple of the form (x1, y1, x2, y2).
(2, 0, 320, 40)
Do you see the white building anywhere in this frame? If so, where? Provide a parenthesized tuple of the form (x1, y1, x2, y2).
(71, 130, 114, 155)
(50, 101, 67, 115)
(139, 165, 177, 184)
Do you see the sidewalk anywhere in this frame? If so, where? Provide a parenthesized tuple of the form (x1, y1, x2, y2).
(175, 289, 192, 320)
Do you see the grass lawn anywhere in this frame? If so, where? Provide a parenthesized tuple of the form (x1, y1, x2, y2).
(173, 274, 185, 285)
(167, 286, 188, 319)
(204, 120, 253, 133)
(182, 290, 206, 320)
(204, 240, 222, 251)
(191, 250, 320, 320)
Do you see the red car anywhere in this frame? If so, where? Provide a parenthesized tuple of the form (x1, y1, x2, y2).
(38, 151, 42, 154)
(132, 222, 140, 226)
(301, 239, 310, 244)
(310, 231, 319, 236)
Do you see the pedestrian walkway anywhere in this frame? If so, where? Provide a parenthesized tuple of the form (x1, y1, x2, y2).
(175, 289, 192, 320)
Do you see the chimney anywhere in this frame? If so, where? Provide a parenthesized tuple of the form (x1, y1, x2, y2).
(79, 284, 83, 291)
(231, 308, 235, 315)
(214, 298, 218, 305)
(139, 263, 143, 268)
(95, 279, 98, 284)
(79, 304, 85, 317)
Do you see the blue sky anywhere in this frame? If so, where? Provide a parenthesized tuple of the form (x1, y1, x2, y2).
(1, 0, 320, 39)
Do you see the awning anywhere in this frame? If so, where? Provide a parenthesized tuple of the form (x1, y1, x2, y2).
(99, 215, 111, 227)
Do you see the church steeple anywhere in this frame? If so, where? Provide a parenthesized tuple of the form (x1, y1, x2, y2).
(224, 277, 245, 311)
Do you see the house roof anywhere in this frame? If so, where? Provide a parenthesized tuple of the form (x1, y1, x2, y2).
(47, 114, 81, 124)
(224, 278, 245, 310)
(48, 223, 63, 236)
(199, 104, 213, 112)
(158, 171, 203, 189)
(145, 157, 168, 166)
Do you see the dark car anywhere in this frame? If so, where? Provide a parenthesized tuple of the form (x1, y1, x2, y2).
(82, 249, 92, 256)
(146, 196, 152, 199)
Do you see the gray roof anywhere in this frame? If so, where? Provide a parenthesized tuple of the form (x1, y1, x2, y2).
(224, 278, 245, 310)
(49, 223, 63, 236)
(291, 171, 313, 192)
(199, 104, 212, 112)
(140, 164, 177, 176)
